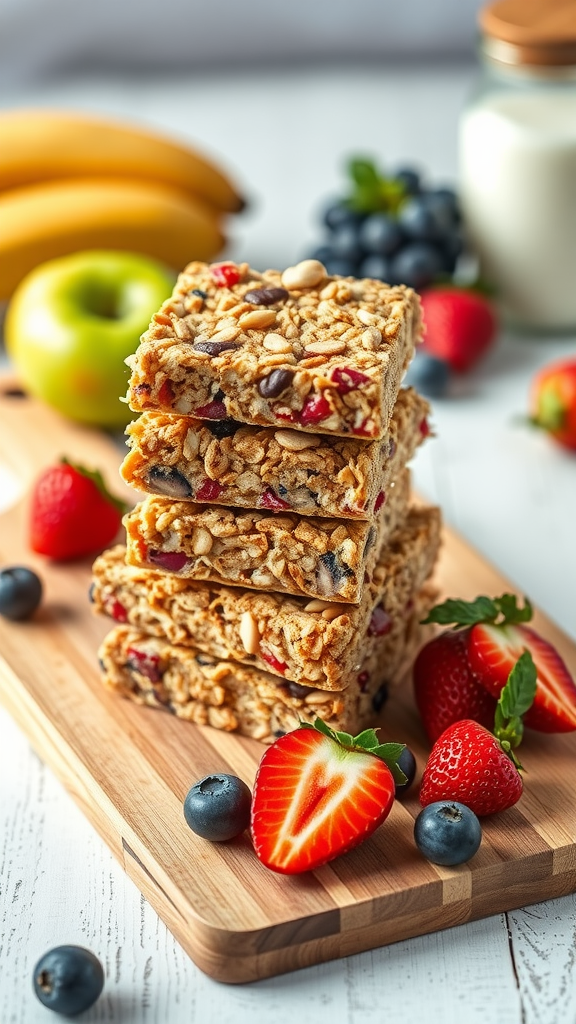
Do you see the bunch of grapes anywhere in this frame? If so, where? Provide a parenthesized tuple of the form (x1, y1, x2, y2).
(308, 159, 463, 291)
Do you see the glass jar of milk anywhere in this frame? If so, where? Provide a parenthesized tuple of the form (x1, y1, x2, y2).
(459, 1, 576, 332)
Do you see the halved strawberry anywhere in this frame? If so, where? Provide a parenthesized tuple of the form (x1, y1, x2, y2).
(250, 719, 405, 874)
(468, 623, 576, 732)
(423, 594, 576, 734)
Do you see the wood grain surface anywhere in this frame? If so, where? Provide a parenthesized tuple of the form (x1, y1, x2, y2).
(1, 376, 576, 985)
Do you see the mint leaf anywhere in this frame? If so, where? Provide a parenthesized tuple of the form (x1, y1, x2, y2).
(494, 650, 537, 754)
(499, 650, 537, 720)
(348, 158, 380, 188)
(421, 593, 533, 628)
(421, 596, 499, 627)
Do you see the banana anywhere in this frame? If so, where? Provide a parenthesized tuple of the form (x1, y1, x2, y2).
(0, 177, 226, 301)
(0, 108, 245, 214)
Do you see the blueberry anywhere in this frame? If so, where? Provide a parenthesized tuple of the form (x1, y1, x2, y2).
(414, 801, 482, 865)
(358, 254, 392, 282)
(389, 243, 442, 290)
(372, 683, 389, 713)
(324, 257, 360, 278)
(404, 352, 450, 398)
(0, 566, 42, 620)
(329, 226, 365, 263)
(323, 201, 365, 232)
(183, 773, 252, 842)
(394, 746, 417, 798)
(33, 945, 104, 1016)
(398, 196, 442, 243)
(359, 214, 404, 256)
(394, 166, 421, 194)
(308, 244, 334, 264)
(147, 465, 193, 499)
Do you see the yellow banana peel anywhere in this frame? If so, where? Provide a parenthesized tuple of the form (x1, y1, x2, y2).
(0, 177, 226, 301)
(0, 108, 245, 214)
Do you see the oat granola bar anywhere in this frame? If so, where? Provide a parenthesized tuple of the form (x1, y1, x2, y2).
(126, 259, 422, 440)
(124, 469, 410, 604)
(97, 584, 434, 743)
(121, 387, 429, 520)
(92, 505, 440, 689)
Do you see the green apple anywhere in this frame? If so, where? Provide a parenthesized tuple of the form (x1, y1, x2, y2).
(5, 250, 175, 428)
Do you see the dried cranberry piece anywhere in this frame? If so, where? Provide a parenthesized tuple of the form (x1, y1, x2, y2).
(196, 479, 223, 502)
(357, 671, 370, 692)
(261, 650, 289, 674)
(368, 607, 393, 637)
(244, 286, 289, 305)
(331, 367, 371, 394)
(258, 368, 294, 399)
(126, 647, 162, 683)
(275, 409, 296, 423)
(259, 488, 291, 512)
(374, 490, 386, 512)
(157, 380, 174, 406)
(194, 340, 239, 356)
(147, 549, 191, 572)
(353, 417, 376, 437)
(420, 417, 430, 438)
(210, 263, 241, 287)
(299, 394, 331, 425)
(110, 599, 128, 623)
(194, 400, 227, 419)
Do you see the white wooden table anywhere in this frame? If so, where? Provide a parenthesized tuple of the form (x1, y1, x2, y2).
(1, 64, 576, 1023)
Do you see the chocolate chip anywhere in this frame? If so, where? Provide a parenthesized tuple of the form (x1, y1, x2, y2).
(278, 484, 288, 497)
(205, 419, 241, 439)
(274, 729, 286, 738)
(244, 286, 289, 305)
(363, 526, 376, 558)
(257, 368, 295, 399)
(286, 681, 312, 700)
(193, 341, 239, 356)
(195, 653, 215, 666)
(372, 683, 389, 712)
(147, 465, 193, 499)
(191, 288, 208, 299)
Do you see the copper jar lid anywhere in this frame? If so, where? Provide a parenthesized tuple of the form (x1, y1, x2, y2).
(480, 0, 576, 66)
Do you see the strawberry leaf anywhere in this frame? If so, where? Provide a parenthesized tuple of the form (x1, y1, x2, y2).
(60, 457, 129, 516)
(494, 650, 537, 757)
(422, 593, 532, 628)
(298, 719, 407, 783)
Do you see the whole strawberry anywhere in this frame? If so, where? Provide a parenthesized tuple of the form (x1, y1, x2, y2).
(529, 358, 576, 452)
(413, 627, 497, 743)
(423, 593, 576, 733)
(251, 718, 406, 874)
(420, 650, 537, 816)
(420, 287, 497, 372)
(30, 458, 127, 560)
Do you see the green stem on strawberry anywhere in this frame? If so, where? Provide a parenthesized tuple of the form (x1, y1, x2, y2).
(421, 592, 533, 628)
(60, 457, 130, 516)
(493, 650, 537, 768)
(300, 717, 408, 786)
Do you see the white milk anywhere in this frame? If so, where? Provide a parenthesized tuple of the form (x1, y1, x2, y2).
(459, 89, 576, 331)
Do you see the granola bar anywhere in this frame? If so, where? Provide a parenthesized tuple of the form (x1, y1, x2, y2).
(92, 505, 440, 690)
(126, 259, 422, 440)
(97, 584, 434, 743)
(123, 469, 411, 604)
(121, 387, 429, 520)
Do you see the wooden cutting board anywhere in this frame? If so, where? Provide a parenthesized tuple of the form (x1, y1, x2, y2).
(1, 376, 576, 985)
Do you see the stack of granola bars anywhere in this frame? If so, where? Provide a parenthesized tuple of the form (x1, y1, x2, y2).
(92, 259, 441, 742)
